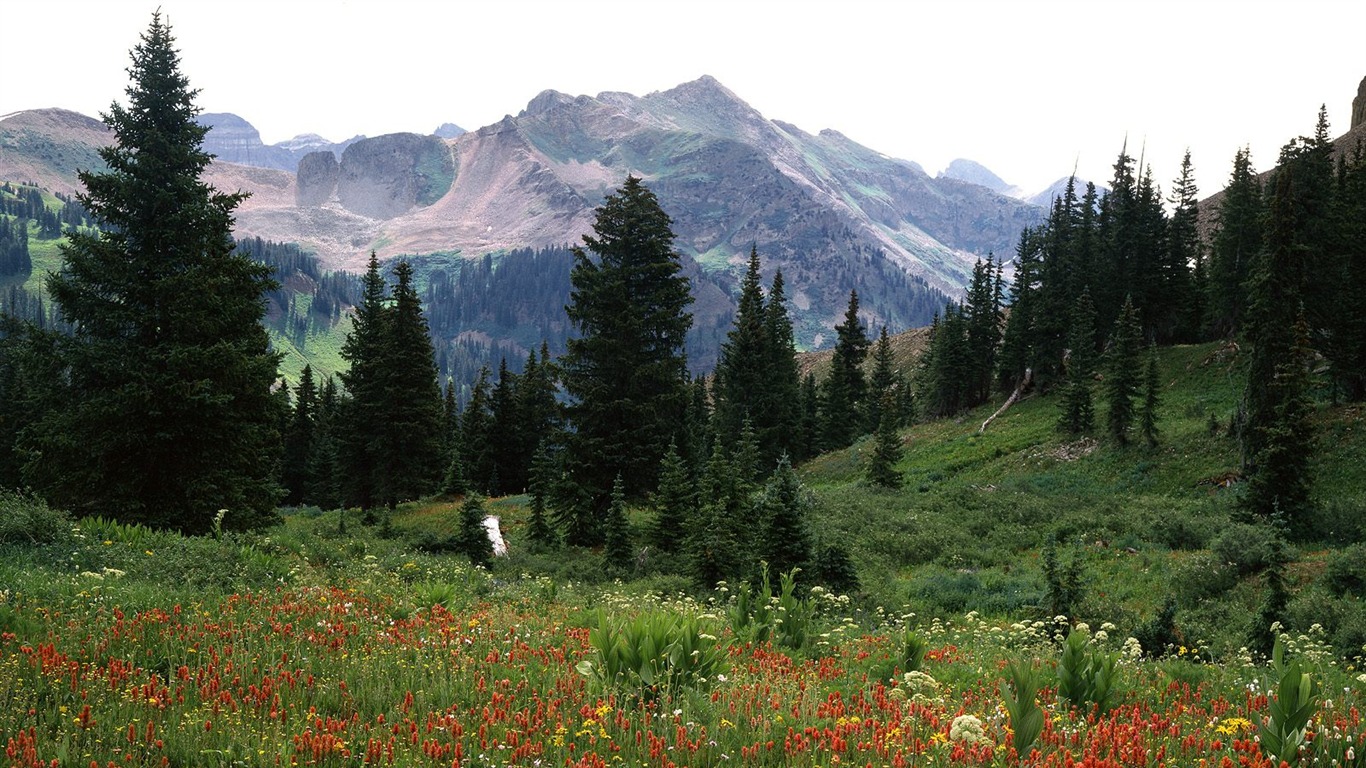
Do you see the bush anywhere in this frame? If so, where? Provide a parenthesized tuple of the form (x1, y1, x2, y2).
(1210, 522, 1287, 576)
(576, 610, 728, 701)
(0, 491, 71, 544)
(1171, 552, 1238, 605)
(1324, 544, 1366, 596)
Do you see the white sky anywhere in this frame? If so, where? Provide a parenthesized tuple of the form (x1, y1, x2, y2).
(4, 0, 1364, 200)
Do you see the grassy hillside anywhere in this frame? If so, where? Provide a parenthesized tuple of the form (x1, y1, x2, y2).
(393, 338, 1366, 660)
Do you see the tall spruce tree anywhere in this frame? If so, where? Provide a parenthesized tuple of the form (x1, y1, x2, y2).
(1205, 148, 1263, 338)
(373, 260, 444, 507)
(821, 290, 870, 449)
(866, 394, 905, 489)
(1241, 168, 1316, 533)
(281, 365, 317, 505)
(338, 253, 389, 511)
(560, 176, 693, 542)
(763, 270, 801, 459)
(715, 247, 773, 454)
(650, 440, 694, 554)
(23, 14, 281, 531)
(755, 455, 814, 580)
(1168, 150, 1203, 341)
(1103, 296, 1144, 446)
(1058, 287, 1098, 434)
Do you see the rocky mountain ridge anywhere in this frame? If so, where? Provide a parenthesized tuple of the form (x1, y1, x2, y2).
(0, 76, 1045, 344)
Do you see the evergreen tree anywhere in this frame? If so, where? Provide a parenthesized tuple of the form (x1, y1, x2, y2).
(460, 367, 494, 495)
(338, 253, 389, 512)
(763, 269, 802, 459)
(755, 455, 814, 580)
(22, 14, 281, 532)
(1330, 143, 1366, 401)
(1241, 166, 1316, 533)
(794, 372, 820, 463)
(1168, 150, 1203, 341)
(1205, 148, 1263, 338)
(306, 376, 343, 509)
(1103, 296, 1143, 446)
(455, 493, 494, 567)
(650, 440, 694, 554)
(686, 436, 742, 588)
(602, 474, 634, 576)
(714, 247, 770, 449)
(560, 176, 693, 542)
(866, 326, 896, 430)
(997, 227, 1044, 393)
(373, 260, 444, 507)
(488, 358, 521, 495)
(281, 365, 317, 505)
(963, 256, 1003, 405)
(1140, 343, 1161, 447)
(525, 442, 559, 550)
(821, 290, 870, 448)
(1058, 288, 1098, 434)
(866, 394, 905, 489)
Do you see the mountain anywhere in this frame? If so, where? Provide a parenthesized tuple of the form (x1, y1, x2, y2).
(938, 159, 1024, 198)
(198, 113, 360, 172)
(229, 76, 1041, 342)
(0, 76, 1046, 350)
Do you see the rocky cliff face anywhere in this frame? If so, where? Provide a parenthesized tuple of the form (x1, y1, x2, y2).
(295, 151, 338, 207)
(1353, 75, 1365, 129)
(199, 113, 358, 172)
(335, 133, 455, 219)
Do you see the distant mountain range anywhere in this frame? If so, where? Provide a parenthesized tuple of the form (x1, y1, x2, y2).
(0, 75, 1048, 348)
(937, 158, 1107, 208)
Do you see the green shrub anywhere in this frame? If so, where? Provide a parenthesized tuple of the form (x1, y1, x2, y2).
(1210, 522, 1287, 576)
(1171, 552, 1238, 605)
(1324, 544, 1366, 596)
(0, 491, 71, 544)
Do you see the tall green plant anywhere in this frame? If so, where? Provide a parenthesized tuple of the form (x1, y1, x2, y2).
(1057, 628, 1119, 713)
(1003, 660, 1045, 759)
(1259, 636, 1320, 765)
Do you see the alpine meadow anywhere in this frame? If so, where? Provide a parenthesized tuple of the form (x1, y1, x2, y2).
(4, 12, 1366, 768)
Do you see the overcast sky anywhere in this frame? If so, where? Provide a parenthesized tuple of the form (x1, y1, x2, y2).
(4, 0, 1364, 199)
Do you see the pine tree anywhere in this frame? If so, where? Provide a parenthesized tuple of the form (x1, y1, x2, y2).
(714, 246, 770, 449)
(23, 14, 281, 532)
(866, 326, 896, 430)
(488, 358, 520, 495)
(755, 455, 814, 580)
(373, 260, 444, 507)
(460, 367, 494, 495)
(456, 493, 494, 567)
(763, 269, 802, 460)
(561, 176, 693, 541)
(602, 474, 634, 576)
(650, 440, 694, 554)
(1241, 166, 1316, 534)
(1140, 344, 1161, 447)
(821, 290, 870, 448)
(1168, 150, 1203, 341)
(866, 394, 904, 489)
(1103, 296, 1143, 446)
(306, 376, 343, 509)
(1205, 148, 1263, 338)
(687, 436, 742, 588)
(1058, 288, 1098, 434)
(338, 253, 389, 512)
(525, 442, 559, 550)
(281, 364, 317, 505)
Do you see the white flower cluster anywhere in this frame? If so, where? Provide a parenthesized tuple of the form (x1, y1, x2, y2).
(949, 714, 988, 744)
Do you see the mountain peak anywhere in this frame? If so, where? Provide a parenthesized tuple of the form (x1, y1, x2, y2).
(938, 159, 1014, 195)
(521, 90, 578, 118)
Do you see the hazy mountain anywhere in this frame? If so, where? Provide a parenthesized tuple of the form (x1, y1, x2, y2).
(0, 76, 1047, 346)
(198, 113, 360, 172)
(938, 159, 1024, 198)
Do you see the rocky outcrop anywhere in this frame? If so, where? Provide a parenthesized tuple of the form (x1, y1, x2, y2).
(1353, 76, 1366, 129)
(199, 113, 358, 172)
(335, 133, 455, 219)
(295, 151, 338, 207)
(433, 123, 466, 139)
